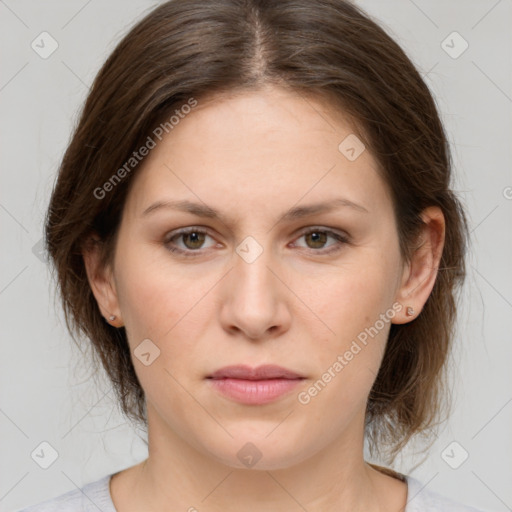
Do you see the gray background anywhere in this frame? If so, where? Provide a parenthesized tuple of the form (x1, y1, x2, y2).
(1, 1, 511, 511)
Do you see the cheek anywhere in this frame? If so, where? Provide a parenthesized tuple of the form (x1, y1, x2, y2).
(297, 252, 398, 392)
(306, 259, 397, 340)
(297, 273, 393, 430)
(114, 245, 222, 378)
(114, 245, 196, 336)
(113, 251, 208, 403)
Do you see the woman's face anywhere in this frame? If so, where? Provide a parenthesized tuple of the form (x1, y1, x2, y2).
(98, 86, 411, 469)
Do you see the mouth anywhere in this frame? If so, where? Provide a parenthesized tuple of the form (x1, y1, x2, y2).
(206, 365, 305, 405)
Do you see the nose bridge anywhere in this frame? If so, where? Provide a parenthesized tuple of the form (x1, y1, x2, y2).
(232, 241, 277, 310)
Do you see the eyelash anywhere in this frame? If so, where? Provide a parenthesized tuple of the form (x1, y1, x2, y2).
(163, 226, 350, 257)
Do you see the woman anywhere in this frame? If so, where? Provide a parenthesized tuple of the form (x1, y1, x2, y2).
(20, 0, 485, 510)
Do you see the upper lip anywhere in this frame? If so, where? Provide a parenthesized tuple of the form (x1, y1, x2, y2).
(208, 365, 304, 380)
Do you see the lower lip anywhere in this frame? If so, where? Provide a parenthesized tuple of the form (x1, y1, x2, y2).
(208, 378, 303, 405)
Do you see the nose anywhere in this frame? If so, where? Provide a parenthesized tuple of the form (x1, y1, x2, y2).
(219, 246, 292, 341)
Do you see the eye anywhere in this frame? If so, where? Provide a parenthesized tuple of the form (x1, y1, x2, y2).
(164, 227, 218, 255)
(291, 227, 350, 254)
(164, 226, 350, 257)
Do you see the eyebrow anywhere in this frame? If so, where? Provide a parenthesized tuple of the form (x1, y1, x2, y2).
(141, 197, 369, 224)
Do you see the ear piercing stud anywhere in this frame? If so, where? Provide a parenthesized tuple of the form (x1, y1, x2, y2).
(108, 315, 116, 321)
(406, 306, 415, 317)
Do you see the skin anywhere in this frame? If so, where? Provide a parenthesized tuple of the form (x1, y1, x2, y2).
(84, 84, 445, 512)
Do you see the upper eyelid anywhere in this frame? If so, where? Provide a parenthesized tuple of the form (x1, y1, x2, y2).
(166, 225, 348, 238)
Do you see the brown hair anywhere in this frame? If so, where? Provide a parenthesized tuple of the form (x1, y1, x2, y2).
(45, 0, 469, 462)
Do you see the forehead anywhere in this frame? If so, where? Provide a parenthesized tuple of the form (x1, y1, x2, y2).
(123, 86, 391, 222)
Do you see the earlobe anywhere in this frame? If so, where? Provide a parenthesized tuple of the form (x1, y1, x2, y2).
(82, 236, 123, 327)
(392, 206, 446, 324)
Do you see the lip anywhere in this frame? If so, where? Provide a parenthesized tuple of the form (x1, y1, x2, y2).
(209, 364, 303, 380)
(207, 365, 305, 405)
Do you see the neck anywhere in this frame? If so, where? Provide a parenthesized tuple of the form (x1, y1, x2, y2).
(116, 406, 407, 512)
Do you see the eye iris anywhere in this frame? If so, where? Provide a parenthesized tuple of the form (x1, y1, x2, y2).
(306, 231, 327, 249)
(183, 231, 205, 249)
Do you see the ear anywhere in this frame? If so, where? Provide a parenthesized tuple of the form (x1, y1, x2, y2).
(82, 235, 123, 328)
(392, 206, 446, 324)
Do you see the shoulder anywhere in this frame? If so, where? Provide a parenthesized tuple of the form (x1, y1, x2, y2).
(405, 475, 486, 512)
(16, 474, 116, 512)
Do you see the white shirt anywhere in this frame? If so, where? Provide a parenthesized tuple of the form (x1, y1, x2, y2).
(17, 473, 486, 511)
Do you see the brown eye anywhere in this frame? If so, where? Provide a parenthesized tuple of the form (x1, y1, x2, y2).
(304, 231, 328, 249)
(164, 228, 217, 256)
(180, 231, 206, 250)
(293, 227, 350, 254)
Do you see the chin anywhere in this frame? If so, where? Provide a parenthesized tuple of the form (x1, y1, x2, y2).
(199, 426, 317, 471)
